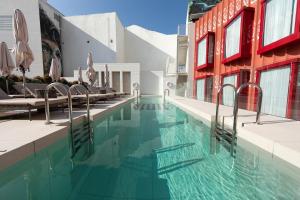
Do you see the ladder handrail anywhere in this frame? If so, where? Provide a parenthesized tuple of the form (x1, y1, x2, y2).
(68, 84, 90, 127)
(45, 83, 92, 158)
(215, 83, 237, 156)
(233, 82, 263, 132)
(45, 82, 69, 124)
(133, 88, 139, 99)
(215, 84, 237, 129)
(68, 84, 91, 157)
(133, 88, 139, 95)
(45, 83, 91, 125)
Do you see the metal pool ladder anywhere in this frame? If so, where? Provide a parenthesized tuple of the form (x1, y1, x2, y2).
(45, 83, 93, 158)
(214, 82, 263, 156)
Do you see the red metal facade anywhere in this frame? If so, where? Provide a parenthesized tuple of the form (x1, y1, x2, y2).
(194, 0, 300, 119)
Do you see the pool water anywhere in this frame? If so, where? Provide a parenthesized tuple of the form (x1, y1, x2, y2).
(1, 97, 300, 200)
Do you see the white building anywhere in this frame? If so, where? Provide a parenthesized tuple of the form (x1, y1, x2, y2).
(73, 63, 140, 95)
(0, 0, 188, 96)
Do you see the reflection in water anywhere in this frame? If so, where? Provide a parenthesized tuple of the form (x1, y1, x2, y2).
(1, 97, 300, 200)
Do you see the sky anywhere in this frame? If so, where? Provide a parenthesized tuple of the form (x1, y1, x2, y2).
(48, 0, 188, 34)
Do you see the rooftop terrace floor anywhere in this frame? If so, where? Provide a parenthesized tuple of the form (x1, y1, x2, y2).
(0, 97, 134, 171)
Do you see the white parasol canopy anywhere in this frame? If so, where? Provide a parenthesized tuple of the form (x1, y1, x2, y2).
(13, 9, 34, 71)
(49, 55, 61, 82)
(86, 52, 96, 85)
(0, 42, 15, 77)
(0, 42, 15, 94)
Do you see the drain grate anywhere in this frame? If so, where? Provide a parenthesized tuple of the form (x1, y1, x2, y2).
(133, 104, 169, 110)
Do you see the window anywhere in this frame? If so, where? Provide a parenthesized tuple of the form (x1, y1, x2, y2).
(259, 66, 291, 117)
(221, 70, 250, 107)
(257, 61, 300, 120)
(195, 32, 215, 70)
(258, 0, 300, 54)
(196, 76, 213, 102)
(223, 74, 237, 106)
(205, 77, 213, 102)
(197, 39, 207, 67)
(196, 79, 205, 101)
(222, 7, 254, 64)
(225, 16, 241, 59)
(0, 15, 12, 31)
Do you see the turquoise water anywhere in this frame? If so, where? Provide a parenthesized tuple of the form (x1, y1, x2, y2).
(1, 97, 300, 200)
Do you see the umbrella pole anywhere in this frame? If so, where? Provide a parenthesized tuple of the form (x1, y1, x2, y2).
(5, 77, 9, 95)
(21, 67, 26, 98)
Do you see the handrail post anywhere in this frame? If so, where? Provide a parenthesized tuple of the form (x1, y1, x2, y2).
(134, 89, 139, 99)
(45, 91, 50, 124)
(234, 82, 263, 127)
(215, 84, 237, 130)
(215, 84, 237, 156)
(163, 89, 170, 101)
(68, 84, 91, 128)
(68, 84, 92, 156)
(67, 90, 73, 125)
(45, 82, 69, 124)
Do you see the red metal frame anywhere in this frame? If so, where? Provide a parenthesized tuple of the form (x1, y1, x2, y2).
(256, 60, 299, 118)
(222, 7, 255, 64)
(193, 23, 198, 98)
(195, 32, 215, 71)
(258, 0, 300, 54)
(287, 63, 298, 118)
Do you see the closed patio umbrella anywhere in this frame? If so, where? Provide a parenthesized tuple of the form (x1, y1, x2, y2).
(86, 52, 96, 86)
(78, 66, 83, 84)
(104, 64, 110, 89)
(13, 9, 34, 97)
(0, 42, 15, 94)
(49, 54, 61, 82)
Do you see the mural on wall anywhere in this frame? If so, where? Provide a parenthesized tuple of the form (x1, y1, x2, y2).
(188, 0, 221, 22)
(39, 6, 62, 76)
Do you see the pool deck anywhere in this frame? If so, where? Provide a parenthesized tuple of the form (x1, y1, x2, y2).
(167, 96, 300, 169)
(0, 96, 134, 171)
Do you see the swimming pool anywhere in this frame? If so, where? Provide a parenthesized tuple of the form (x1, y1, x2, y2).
(1, 97, 300, 199)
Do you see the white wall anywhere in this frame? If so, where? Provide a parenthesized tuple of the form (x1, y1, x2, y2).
(0, 0, 44, 78)
(186, 22, 195, 98)
(73, 63, 140, 95)
(61, 13, 123, 76)
(125, 25, 178, 95)
(115, 15, 125, 63)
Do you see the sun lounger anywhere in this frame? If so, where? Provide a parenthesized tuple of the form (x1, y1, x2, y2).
(0, 88, 67, 120)
(70, 85, 114, 103)
(12, 82, 25, 95)
(86, 85, 107, 94)
(13, 82, 57, 98)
